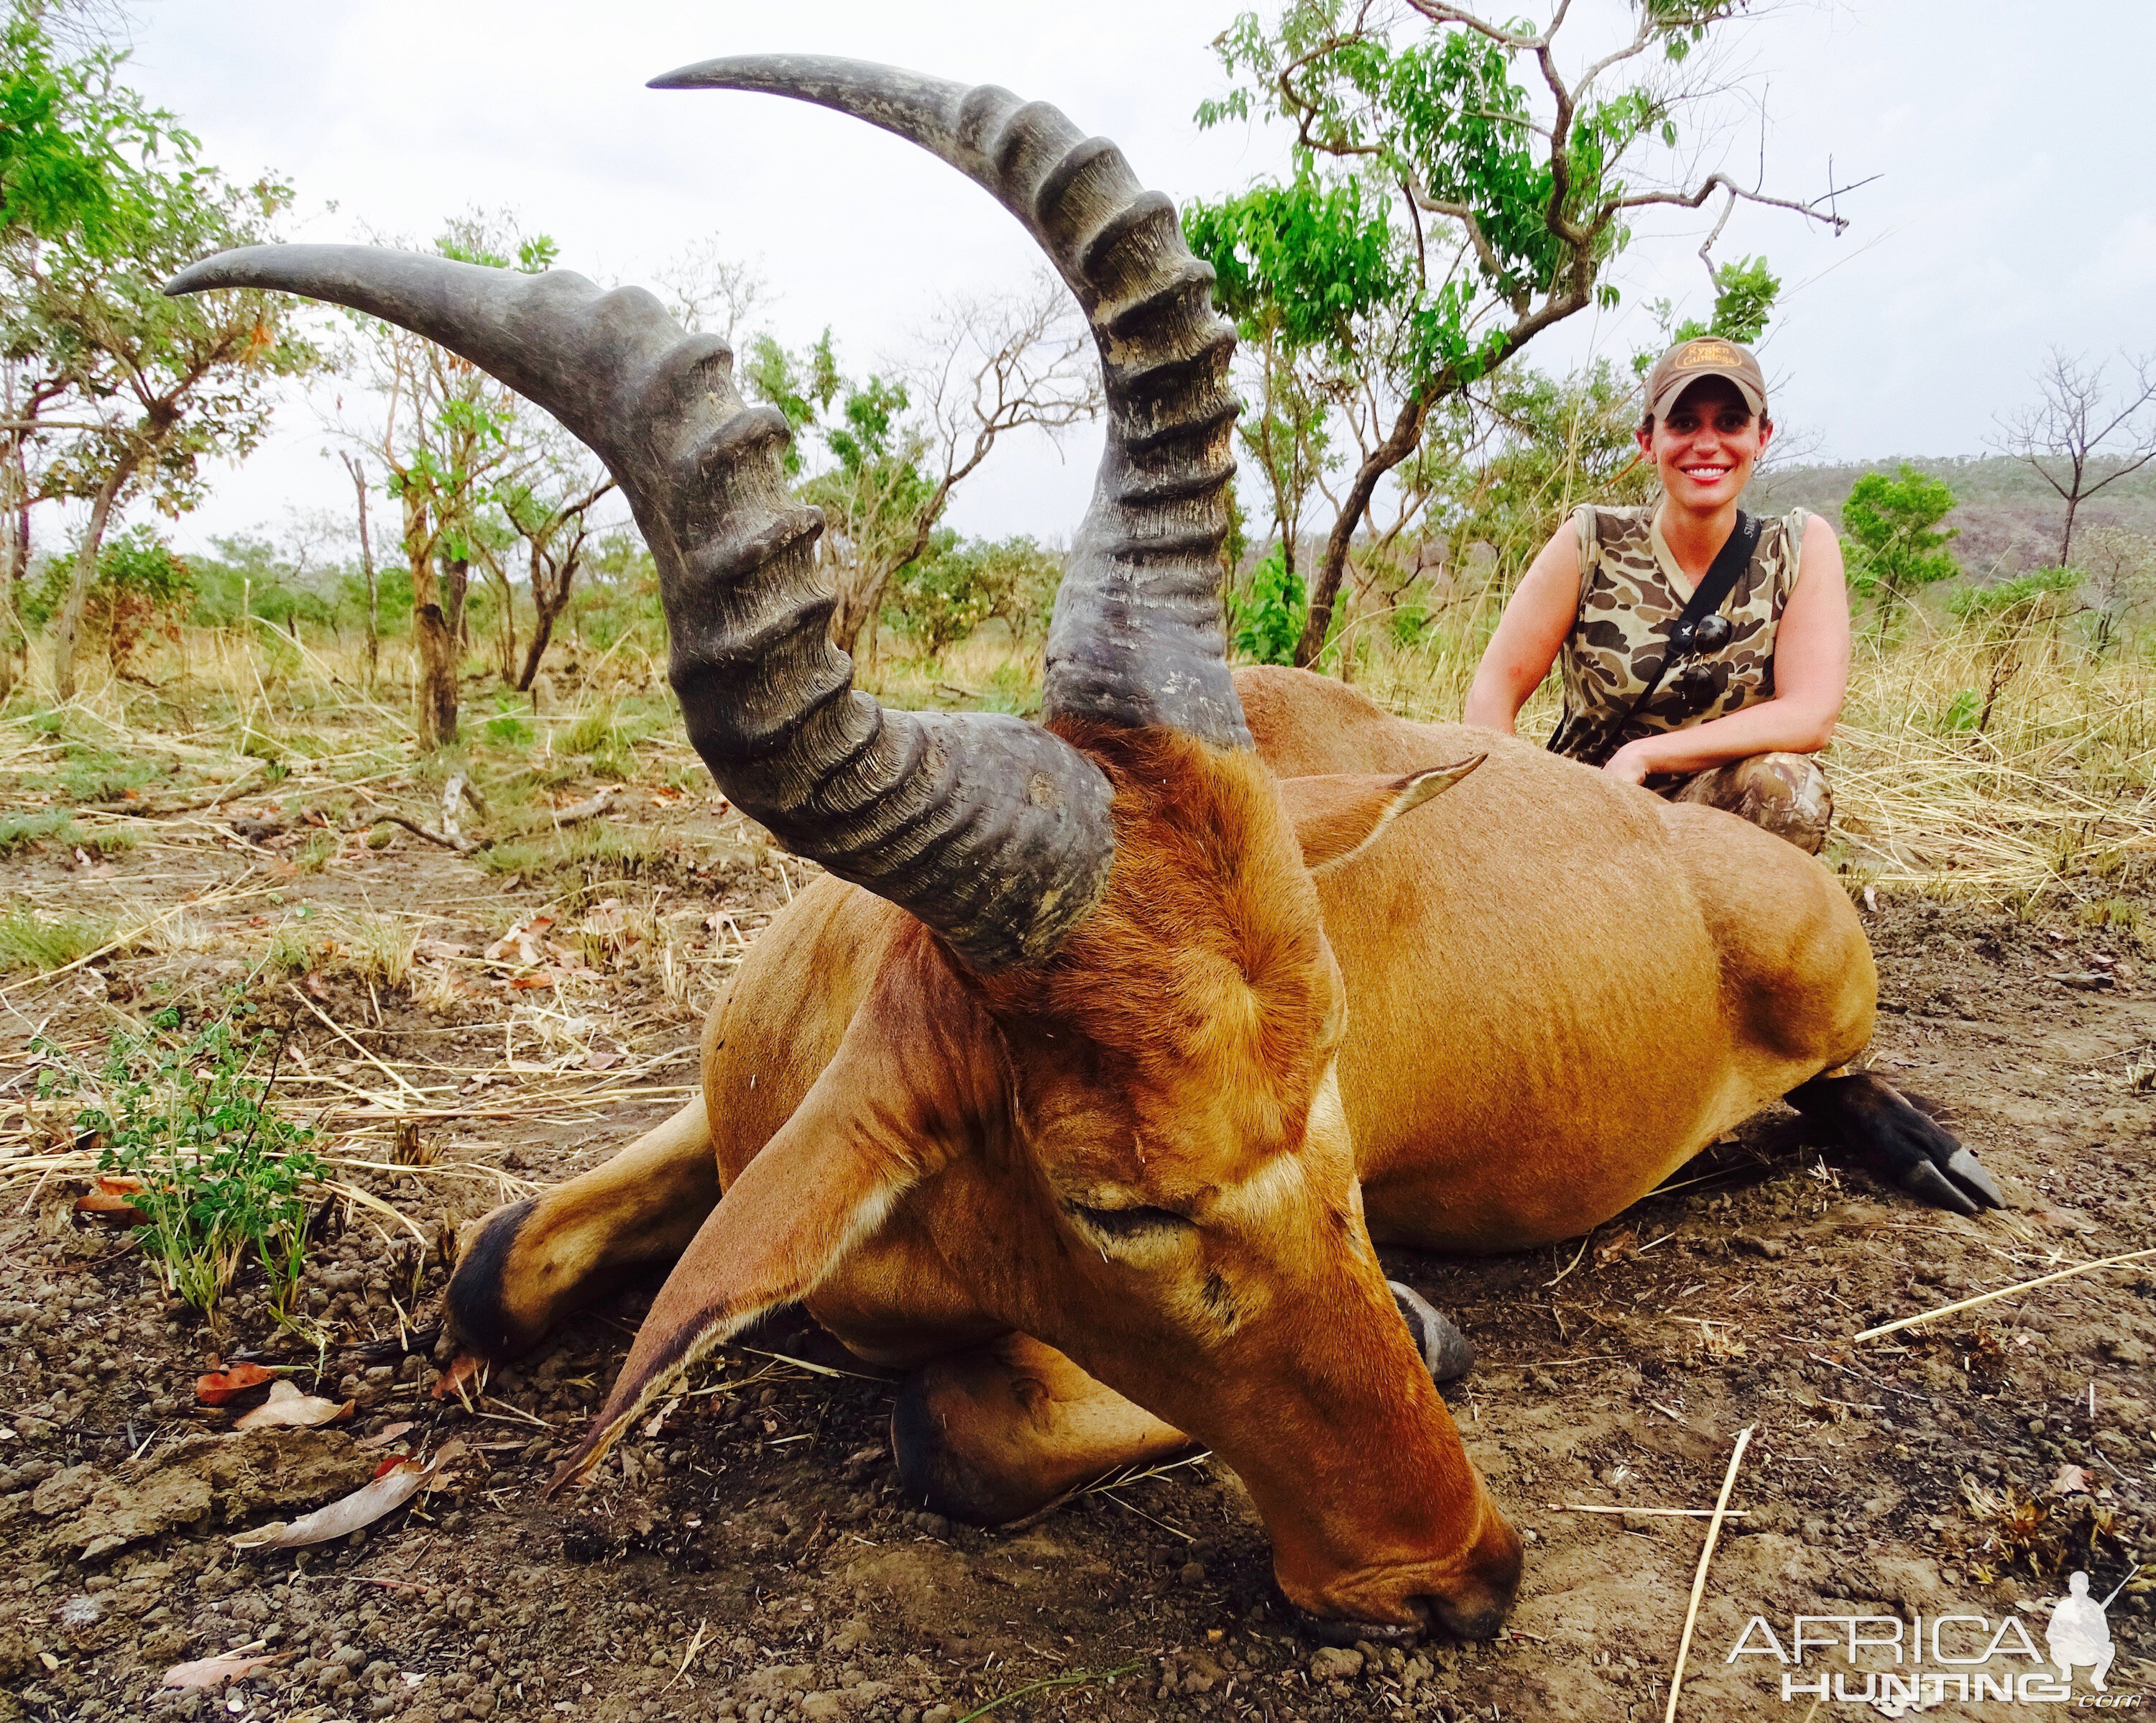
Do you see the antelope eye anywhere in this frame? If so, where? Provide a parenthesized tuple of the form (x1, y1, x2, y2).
(1068, 1202, 1192, 1239)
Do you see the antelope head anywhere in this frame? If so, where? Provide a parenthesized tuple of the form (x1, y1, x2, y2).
(167, 56, 1517, 1640)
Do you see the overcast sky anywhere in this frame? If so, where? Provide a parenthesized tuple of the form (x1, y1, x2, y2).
(99, 0, 2156, 554)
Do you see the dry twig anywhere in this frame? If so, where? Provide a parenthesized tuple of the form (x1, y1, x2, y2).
(1853, 1245, 2156, 1343)
(1664, 1424, 1754, 1723)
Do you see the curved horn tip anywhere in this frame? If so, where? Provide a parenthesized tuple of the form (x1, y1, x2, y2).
(162, 254, 247, 297)
(646, 52, 832, 91)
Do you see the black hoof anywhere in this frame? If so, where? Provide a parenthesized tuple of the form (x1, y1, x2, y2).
(443, 1197, 539, 1357)
(1389, 1281, 1475, 1383)
(1787, 1072, 2004, 1216)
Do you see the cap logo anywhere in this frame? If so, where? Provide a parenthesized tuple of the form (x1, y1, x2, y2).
(1675, 340, 1740, 369)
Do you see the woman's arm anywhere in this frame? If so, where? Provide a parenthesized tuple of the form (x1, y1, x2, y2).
(1462, 523, 1583, 734)
(1603, 513, 1851, 783)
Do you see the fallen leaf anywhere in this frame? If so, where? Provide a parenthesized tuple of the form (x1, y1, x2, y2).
(195, 1362, 276, 1406)
(585, 1047, 622, 1071)
(1593, 1228, 1636, 1266)
(234, 1379, 354, 1431)
(430, 1355, 486, 1402)
(229, 1443, 465, 1551)
(73, 1177, 148, 1226)
(2050, 1463, 2091, 1496)
(372, 1452, 413, 1479)
(484, 912, 556, 964)
(160, 1651, 290, 1690)
(359, 1420, 417, 1451)
(300, 970, 333, 1002)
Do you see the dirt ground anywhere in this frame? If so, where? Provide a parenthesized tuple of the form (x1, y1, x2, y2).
(2, 761, 2152, 1723)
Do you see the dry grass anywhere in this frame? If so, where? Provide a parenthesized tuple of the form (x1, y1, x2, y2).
(1340, 595, 2156, 910)
(6, 587, 2155, 923)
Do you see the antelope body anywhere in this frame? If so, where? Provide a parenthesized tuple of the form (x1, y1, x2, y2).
(169, 54, 1999, 1643)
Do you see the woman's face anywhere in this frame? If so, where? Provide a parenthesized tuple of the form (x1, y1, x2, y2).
(1636, 376, 1772, 513)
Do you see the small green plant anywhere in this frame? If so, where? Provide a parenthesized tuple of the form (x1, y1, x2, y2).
(0, 811, 78, 853)
(484, 697, 534, 747)
(0, 905, 114, 972)
(1228, 547, 1306, 666)
(42, 1019, 323, 1327)
(558, 703, 617, 756)
(61, 748, 157, 804)
(2079, 896, 2139, 931)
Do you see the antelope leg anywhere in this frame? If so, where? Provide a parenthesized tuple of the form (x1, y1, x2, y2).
(445, 1095, 719, 1357)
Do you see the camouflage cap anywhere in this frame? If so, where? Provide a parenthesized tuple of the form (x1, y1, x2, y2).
(1644, 336, 1767, 421)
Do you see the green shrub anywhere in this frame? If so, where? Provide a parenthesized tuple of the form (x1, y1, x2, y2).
(1229, 547, 1307, 665)
(29, 526, 195, 665)
(41, 1019, 323, 1326)
(884, 533, 1064, 655)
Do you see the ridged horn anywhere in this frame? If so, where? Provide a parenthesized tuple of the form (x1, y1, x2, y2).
(164, 246, 1113, 971)
(650, 54, 1250, 750)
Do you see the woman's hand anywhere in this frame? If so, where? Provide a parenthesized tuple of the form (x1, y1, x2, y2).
(1602, 742, 1653, 786)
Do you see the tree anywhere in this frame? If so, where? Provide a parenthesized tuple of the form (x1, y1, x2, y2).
(882, 532, 1063, 657)
(339, 450, 379, 680)
(494, 436, 614, 691)
(1841, 464, 1961, 622)
(1236, 324, 1335, 597)
(0, 0, 178, 687)
(749, 277, 1098, 657)
(335, 213, 554, 743)
(1991, 348, 2156, 566)
(1186, 0, 1849, 668)
(14, 154, 321, 699)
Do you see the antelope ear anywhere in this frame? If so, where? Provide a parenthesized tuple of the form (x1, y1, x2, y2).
(1282, 756, 1486, 876)
(547, 952, 995, 1492)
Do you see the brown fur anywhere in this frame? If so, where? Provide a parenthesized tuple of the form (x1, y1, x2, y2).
(453, 667, 1877, 1638)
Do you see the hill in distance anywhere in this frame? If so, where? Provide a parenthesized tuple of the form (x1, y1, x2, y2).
(1745, 454, 2156, 577)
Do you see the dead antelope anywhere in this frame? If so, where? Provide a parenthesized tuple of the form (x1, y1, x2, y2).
(170, 53, 2000, 1644)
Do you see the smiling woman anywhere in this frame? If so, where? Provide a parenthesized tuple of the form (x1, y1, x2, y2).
(1462, 337, 1853, 855)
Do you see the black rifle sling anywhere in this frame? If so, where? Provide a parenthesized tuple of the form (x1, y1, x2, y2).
(1554, 510, 1760, 768)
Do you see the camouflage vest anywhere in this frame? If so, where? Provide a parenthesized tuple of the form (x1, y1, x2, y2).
(1550, 504, 1807, 763)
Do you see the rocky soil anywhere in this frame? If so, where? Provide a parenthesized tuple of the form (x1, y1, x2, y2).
(2, 803, 2152, 1722)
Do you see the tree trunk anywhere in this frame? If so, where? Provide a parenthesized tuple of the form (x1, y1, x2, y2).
(486, 556, 517, 685)
(517, 610, 556, 692)
(405, 494, 457, 746)
(1295, 394, 1429, 669)
(519, 541, 565, 692)
(51, 450, 139, 703)
(2060, 493, 2082, 569)
(443, 555, 470, 651)
(830, 559, 893, 658)
(343, 454, 379, 684)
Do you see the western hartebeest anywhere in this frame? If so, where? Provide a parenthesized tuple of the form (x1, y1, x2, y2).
(169, 54, 1999, 1644)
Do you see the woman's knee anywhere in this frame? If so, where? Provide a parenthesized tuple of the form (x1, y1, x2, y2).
(1670, 752, 1832, 853)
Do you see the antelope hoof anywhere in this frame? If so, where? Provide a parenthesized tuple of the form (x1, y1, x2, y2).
(443, 1198, 544, 1359)
(1389, 1281, 1475, 1384)
(1789, 1072, 2004, 1217)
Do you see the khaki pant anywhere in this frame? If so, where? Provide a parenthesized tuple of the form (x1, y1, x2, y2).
(1662, 752, 1832, 855)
